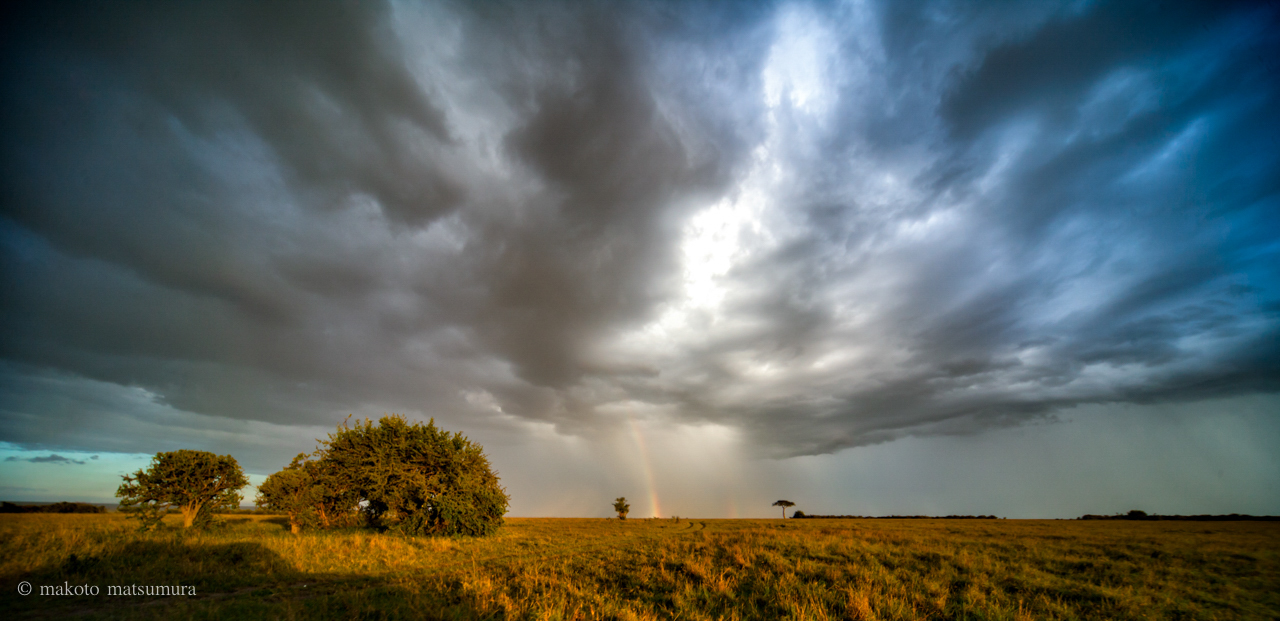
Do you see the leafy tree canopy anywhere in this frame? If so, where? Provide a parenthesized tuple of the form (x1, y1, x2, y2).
(613, 497, 630, 520)
(321, 415, 509, 537)
(256, 453, 360, 534)
(116, 450, 248, 530)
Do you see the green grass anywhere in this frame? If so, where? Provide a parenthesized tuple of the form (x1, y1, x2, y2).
(1, 514, 1277, 619)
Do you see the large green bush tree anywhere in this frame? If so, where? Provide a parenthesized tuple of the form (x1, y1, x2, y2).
(116, 450, 248, 530)
(320, 415, 509, 536)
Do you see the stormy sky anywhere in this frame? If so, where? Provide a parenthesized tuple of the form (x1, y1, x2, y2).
(2, 0, 1278, 518)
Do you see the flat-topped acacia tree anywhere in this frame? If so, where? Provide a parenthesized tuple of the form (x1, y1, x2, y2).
(116, 450, 248, 530)
(773, 499, 796, 519)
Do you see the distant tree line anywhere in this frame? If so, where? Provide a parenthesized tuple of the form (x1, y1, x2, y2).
(0, 501, 105, 514)
(787, 509, 1279, 521)
(791, 511, 1001, 519)
(1078, 510, 1280, 522)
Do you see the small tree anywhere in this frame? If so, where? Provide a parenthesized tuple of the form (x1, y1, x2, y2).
(256, 453, 359, 533)
(773, 500, 795, 519)
(304, 455, 362, 529)
(257, 456, 313, 534)
(613, 497, 630, 520)
(116, 450, 248, 530)
(321, 415, 509, 536)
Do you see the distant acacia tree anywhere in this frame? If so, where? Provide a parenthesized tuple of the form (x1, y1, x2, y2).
(613, 497, 630, 520)
(773, 500, 795, 519)
(116, 450, 248, 530)
(320, 415, 509, 537)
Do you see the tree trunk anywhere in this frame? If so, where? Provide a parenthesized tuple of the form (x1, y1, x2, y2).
(181, 503, 202, 528)
(290, 521, 301, 535)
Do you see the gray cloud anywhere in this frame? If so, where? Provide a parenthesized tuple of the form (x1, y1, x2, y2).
(6, 454, 85, 465)
(1, 0, 1277, 473)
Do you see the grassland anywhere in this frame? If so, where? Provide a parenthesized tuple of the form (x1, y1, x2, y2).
(1, 514, 1277, 620)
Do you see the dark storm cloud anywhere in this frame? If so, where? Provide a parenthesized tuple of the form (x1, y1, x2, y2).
(706, 0, 1280, 454)
(3, 0, 457, 225)
(0, 0, 765, 451)
(940, 0, 1262, 140)
(1, 0, 1277, 465)
(454, 6, 736, 389)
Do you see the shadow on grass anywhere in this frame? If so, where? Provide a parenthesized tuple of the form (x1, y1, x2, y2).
(251, 516, 292, 528)
(1, 539, 486, 620)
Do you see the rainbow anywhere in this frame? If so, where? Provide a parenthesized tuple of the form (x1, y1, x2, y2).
(628, 417, 661, 518)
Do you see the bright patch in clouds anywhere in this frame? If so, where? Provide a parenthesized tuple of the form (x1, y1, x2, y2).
(763, 4, 839, 115)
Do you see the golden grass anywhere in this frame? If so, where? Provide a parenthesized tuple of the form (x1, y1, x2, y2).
(1, 514, 1277, 619)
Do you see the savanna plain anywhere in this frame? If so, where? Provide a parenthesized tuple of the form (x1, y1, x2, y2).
(2, 513, 1277, 620)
